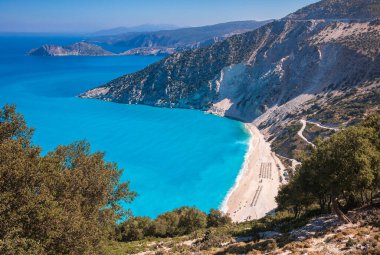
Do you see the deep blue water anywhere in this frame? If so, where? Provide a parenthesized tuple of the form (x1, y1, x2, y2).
(0, 36, 249, 218)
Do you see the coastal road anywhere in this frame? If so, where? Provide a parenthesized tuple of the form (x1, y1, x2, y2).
(298, 119, 315, 147)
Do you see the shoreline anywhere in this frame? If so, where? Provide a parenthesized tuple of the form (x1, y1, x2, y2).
(220, 123, 255, 213)
(221, 123, 286, 222)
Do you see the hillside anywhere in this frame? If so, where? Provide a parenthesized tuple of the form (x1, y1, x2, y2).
(81, 0, 380, 151)
(287, 0, 380, 20)
(106, 203, 380, 255)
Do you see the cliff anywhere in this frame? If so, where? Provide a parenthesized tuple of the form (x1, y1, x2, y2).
(82, 0, 380, 147)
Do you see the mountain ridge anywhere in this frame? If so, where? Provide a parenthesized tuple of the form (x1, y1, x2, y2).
(81, 0, 380, 158)
(29, 20, 272, 56)
(90, 24, 180, 36)
(286, 0, 380, 20)
(90, 20, 274, 50)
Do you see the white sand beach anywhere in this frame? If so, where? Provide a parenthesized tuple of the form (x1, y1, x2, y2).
(221, 123, 286, 222)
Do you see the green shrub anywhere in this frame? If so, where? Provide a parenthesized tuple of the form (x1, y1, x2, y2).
(207, 209, 232, 228)
(175, 207, 207, 235)
(151, 211, 180, 237)
(117, 217, 152, 241)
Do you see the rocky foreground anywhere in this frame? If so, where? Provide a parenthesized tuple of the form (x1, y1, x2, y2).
(106, 203, 380, 255)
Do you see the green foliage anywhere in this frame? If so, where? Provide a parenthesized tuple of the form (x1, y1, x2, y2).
(0, 105, 137, 255)
(276, 115, 380, 220)
(151, 211, 180, 237)
(0, 104, 33, 145)
(207, 209, 232, 228)
(115, 208, 232, 242)
(310, 89, 380, 125)
(271, 122, 309, 161)
(197, 228, 231, 250)
(175, 207, 207, 235)
(117, 217, 152, 242)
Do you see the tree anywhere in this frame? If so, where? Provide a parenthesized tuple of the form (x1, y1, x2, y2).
(150, 211, 180, 237)
(360, 115, 380, 198)
(175, 207, 207, 235)
(276, 174, 315, 218)
(0, 105, 137, 255)
(307, 126, 378, 222)
(206, 209, 232, 227)
(117, 217, 151, 241)
(277, 115, 380, 223)
(0, 104, 33, 144)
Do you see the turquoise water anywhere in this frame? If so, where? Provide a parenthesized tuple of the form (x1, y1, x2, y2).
(0, 36, 249, 218)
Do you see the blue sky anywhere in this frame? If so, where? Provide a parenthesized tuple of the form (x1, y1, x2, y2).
(0, 0, 319, 33)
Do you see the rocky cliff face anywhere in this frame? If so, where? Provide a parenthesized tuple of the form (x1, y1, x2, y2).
(82, 0, 380, 138)
(29, 42, 114, 56)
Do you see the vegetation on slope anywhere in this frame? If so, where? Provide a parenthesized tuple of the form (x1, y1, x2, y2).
(115, 208, 231, 242)
(270, 122, 308, 161)
(1, 107, 379, 255)
(276, 115, 380, 222)
(104, 204, 380, 255)
(0, 105, 136, 255)
(305, 87, 380, 125)
(303, 122, 335, 142)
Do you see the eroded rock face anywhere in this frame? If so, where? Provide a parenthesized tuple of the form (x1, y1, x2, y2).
(29, 42, 114, 56)
(81, 0, 380, 133)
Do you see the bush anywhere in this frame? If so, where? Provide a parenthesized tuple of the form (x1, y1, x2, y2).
(175, 207, 207, 235)
(150, 211, 180, 237)
(116, 207, 209, 240)
(276, 114, 380, 222)
(197, 228, 231, 250)
(117, 217, 152, 241)
(207, 209, 232, 227)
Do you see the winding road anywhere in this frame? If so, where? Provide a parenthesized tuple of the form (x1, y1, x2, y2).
(297, 119, 339, 146)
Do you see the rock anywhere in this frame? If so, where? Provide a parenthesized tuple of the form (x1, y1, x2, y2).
(121, 47, 176, 56)
(259, 231, 282, 239)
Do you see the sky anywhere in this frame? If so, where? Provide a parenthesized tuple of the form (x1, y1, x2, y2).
(0, 0, 319, 33)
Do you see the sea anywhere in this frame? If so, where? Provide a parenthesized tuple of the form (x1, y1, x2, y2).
(0, 35, 249, 218)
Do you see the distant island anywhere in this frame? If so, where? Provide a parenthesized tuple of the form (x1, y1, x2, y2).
(28, 42, 115, 56)
(29, 42, 176, 57)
